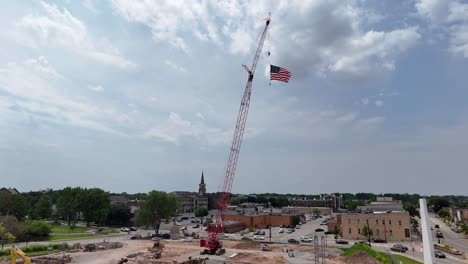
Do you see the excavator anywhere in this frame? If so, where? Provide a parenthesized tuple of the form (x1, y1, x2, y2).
(11, 245, 31, 264)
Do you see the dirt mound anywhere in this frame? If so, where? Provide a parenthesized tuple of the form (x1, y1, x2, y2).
(228, 252, 287, 264)
(332, 251, 381, 264)
(232, 241, 261, 250)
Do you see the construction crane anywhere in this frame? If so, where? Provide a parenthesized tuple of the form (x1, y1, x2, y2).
(11, 245, 31, 264)
(205, 15, 271, 254)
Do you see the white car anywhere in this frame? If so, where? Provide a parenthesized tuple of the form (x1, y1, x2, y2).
(220, 233, 229, 238)
(120, 227, 130, 232)
(300, 236, 313, 242)
(253, 235, 265, 240)
(278, 228, 284, 233)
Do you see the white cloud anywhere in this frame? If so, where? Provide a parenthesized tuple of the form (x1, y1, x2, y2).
(196, 112, 205, 120)
(144, 112, 231, 146)
(111, 1, 419, 80)
(165, 60, 187, 72)
(415, 0, 468, 58)
(335, 112, 358, 125)
(361, 98, 369, 105)
(375, 100, 384, 107)
(18, 1, 135, 69)
(0, 57, 125, 136)
(88, 84, 104, 92)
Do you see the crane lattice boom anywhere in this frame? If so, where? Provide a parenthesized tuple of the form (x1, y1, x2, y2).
(206, 16, 270, 252)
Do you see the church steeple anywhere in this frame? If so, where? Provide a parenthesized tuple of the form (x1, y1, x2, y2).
(198, 171, 206, 196)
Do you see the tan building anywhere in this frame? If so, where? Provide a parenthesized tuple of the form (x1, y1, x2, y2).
(172, 172, 208, 213)
(340, 212, 411, 242)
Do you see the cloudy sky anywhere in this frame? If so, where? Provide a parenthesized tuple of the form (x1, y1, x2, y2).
(1, 0, 467, 195)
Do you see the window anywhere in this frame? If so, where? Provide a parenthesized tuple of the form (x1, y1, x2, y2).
(399, 220, 402, 226)
(358, 228, 361, 234)
(389, 220, 392, 225)
(382, 220, 385, 225)
(376, 219, 378, 224)
(390, 230, 393, 236)
(349, 228, 352, 234)
(377, 229, 380, 235)
(348, 219, 351, 224)
(405, 229, 410, 238)
(357, 219, 360, 224)
(366, 219, 369, 224)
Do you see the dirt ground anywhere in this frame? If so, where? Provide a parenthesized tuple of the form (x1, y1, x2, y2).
(1, 239, 381, 264)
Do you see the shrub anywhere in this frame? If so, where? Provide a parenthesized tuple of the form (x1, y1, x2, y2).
(24, 221, 51, 239)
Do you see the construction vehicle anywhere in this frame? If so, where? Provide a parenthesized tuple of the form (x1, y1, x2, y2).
(203, 15, 271, 255)
(11, 245, 31, 264)
(261, 244, 272, 252)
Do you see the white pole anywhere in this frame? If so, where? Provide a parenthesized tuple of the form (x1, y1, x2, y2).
(419, 199, 435, 264)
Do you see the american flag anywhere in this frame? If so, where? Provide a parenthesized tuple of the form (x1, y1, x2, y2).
(270, 65, 292, 83)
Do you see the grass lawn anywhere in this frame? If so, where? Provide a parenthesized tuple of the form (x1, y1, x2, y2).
(395, 255, 423, 264)
(95, 228, 119, 235)
(341, 244, 393, 264)
(47, 234, 100, 241)
(51, 225, 88, 233)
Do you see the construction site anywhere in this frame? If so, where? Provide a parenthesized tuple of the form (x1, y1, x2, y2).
(2, 238, 384, 264)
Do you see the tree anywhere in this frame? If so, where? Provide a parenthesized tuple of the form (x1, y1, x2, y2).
(106, 203, 132, 226)
(313, 208, 321, 216)
(0, 223, 15, 250)
(57, 187, 82, 226)
(195, 207, 209, 218)
(78, 188, 110, 227)
(460, 223, 468, 237)
(34, 196, 52, 220)
(332, 226, 341, 239)
(428, 197, 450, 213)
(362, 223, 373, 246)
(403, 203, 419, 217)
(136, 191, 179, 234)
(437, 209, 450, 219)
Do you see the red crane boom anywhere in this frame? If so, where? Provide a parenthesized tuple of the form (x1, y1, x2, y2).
(206, 16, 270, 253)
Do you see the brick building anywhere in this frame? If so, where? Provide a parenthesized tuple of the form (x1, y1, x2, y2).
(357, 197, 404, 213)
(223, 213, 302, 229)
(291, 194, 343, 210)
(339, 212, 411, 242)
(449, 208, 468, 223)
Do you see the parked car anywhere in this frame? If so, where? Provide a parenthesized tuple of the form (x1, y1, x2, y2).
(315, 228, 324, 232)
(254, 230, 265, 235)
(241, 236, 252, 241)
(295, 225, 300, 229)
(288, 238, 300, 244)
(151, 233, 171, 239)
(335, 240, 349, 245)
(120, 227, 130, 232)
(193, 224, 200, 228)
(451, 227, 461, 233)
(393, 244, 408, 251)
(435, 230, 443, 238)
(253, 235, 265, 240)
(434, 250, 446, 258)
(320, 221, 327, 226)
(354, 241, 367, 245)
(390, 245, 407, 252)
(130, 227, 137, 231)
(181, 216, 189, 220)
(373, 239, 387, 243)
(130, 234, 142, 240)
(278, 228, 284, 233)
(300, 236, 313, 242)
(220, 233, 229, 239)
(434, 224, 440, 229)
(181, 226, 187, 231)
(191, 219, 200, 223)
